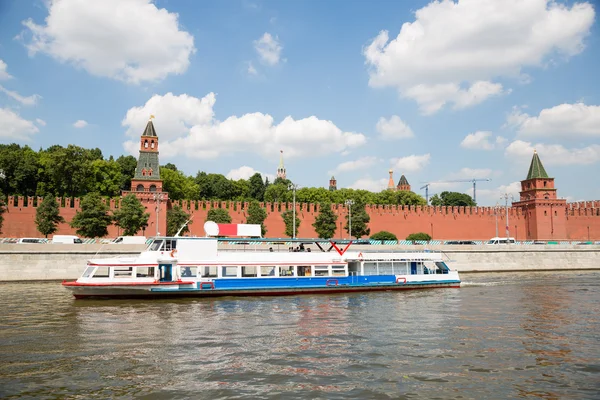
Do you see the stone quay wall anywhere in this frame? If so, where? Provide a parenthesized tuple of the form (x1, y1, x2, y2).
(0, 244, 598, 282)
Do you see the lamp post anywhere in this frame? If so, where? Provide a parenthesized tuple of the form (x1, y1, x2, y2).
(345, 199, 354, 240)
(501, 193, 514, 240)
(153, 192, 165, 236)
(288, 183, 299, 239)
(494, 202, 500, 237)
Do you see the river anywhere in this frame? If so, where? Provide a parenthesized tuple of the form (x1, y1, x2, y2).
(1, 271, 599, 399)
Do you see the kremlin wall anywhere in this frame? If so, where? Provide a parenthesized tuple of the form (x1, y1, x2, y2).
(1, 120, 599, 241)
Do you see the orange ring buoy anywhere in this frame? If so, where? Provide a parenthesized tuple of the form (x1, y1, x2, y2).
(396, 277, 407, 284)
(170, 249, 177, 258)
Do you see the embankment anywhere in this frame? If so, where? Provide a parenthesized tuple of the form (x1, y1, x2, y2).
(0, 244, 598, 282)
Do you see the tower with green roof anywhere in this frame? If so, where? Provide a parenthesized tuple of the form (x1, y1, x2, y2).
(397, 174, 411, 192)
(513, 150, 566, 240)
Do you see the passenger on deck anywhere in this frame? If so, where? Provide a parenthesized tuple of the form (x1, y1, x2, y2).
(299, 243, 305, 252)
(269, 247, 273, 252)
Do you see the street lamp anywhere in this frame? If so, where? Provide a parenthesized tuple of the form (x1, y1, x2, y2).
(153, 192, 165, 236)
(345, 199, 354, 240)
(288, 183, 299, 239)
(501, 193, 514, 240)
(494, 202, 500, 237)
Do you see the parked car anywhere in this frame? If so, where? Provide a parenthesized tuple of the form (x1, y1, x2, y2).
(486, 237, 516, 245)
(52, 235, 83, 244)
(445, 240, 476, 245)
(111, 236, 147, 244)
(17, 238, 46, 244)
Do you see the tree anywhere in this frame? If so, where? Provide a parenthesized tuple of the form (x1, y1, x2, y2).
(206, 208, 232, 223)
(312, 203, 338, 239)
(430, 191, 476, 207)
(371, 231, 397, 241)
(163, 163, 178, 171)
(167, 205, 191, 236)
(248, 173, 266, 201)
(281, 209, 300, 238)
(89, 159, 123, 197)
(70, 192, 113, 238)
(246, 200, 267, 236)
(406, 232, 432, 241)
(161, 168, 199, 200)
(35, 196, 65, 237)
(115, 155, 137, 191)
(345, 201, 370, 238)
(113, 194, 150, 236)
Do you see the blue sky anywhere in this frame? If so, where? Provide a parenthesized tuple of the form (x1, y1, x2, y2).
(0, 0, 599, 205)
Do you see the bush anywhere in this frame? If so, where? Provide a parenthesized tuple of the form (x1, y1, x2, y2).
(406, 232, 432, 241)
(370, 231, 398, 241)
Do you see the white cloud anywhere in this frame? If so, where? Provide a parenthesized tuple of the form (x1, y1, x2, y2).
(505, 140, 600, 165)
(226, 166, 273, 182)
(0, 59, 12, 80)
(364, 0, 594, 113)
(476, 181, 521, 206)
(449, 167, 493, 179)
(460, 131, 495, 150)
(348, 177, 388, 192)
(0, 85, 42, 106)
(21, 0, 195, 84)
(508, 103, 600, 138)
(0, 108, 39, 140)
(254, 33, 282, 66)
(329, 156, 380, 175)
(122, 92, 367, 160)
(390, 154, 430, 172)
(35, 118, 46, 126)
(247, 62, 258, 75)
(73, 119, 88, 128)
(375, 115, 414, 139)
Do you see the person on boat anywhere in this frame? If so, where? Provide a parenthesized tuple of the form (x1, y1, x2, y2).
(305, 267, 311, 276)
(299, 243, 305, 252)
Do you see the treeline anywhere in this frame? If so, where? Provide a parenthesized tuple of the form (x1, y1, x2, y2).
(0, 143, 428, 206)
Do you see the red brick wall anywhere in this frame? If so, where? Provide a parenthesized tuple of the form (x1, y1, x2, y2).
(2, 197, 599, 240)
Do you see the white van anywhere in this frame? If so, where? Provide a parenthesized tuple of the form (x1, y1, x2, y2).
(112, 236, 147, 244)
(486, 237, 516, 245)
(52, 235, 83, 244)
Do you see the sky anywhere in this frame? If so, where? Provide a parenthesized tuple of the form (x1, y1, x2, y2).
(0, 0, 599, 206)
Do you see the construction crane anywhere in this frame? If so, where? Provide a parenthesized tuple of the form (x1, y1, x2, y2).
(420, 178, 491, 204)
(442, 178, 491, 204)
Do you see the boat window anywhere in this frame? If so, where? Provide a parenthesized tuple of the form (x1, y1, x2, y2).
(221, 266, 238, 278)
(242, 266, 257, 277)
(114, 267, 133, 278)
(200, 266, 218, 278)
(297, 266, 312, 277)
(164, 239, 177, 251)
(149, 240, 164, 251)
(393, 261, 409, 275)
(181, 266, 197, 278)
(93, 266, 110, 278)
(136, 266, 155, 278)
(363, 261, 378, 276)
(331, 265, 346, 276)
(378, 261, 394, 275)
(279, 266, 294, 277)
(313, 266, 329, 277)
(260, 266, 276, 277)
(82, 266, 95, 278)
(435, 262, 449, 274)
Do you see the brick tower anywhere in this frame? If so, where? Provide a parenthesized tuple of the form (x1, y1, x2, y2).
(397, 174, 411, 191)
(387, 170, 395, 190)
(128, 117, 168, 236)
(329, 176, 337, 191)
(513, 150, 566, 240)
(277, 150, 286, 180)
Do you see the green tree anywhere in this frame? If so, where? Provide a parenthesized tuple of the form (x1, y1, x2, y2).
(161, 168, 199, 200)
(115, 155, 137, 191)
(264, 183, 289, 203)
(406, 232, 432, 241)
(246, 200, 267, 236)
(206, 208, 232, 223)
(370, 231, 398, 241)
(312, 203, 338, 239)
(248, 172, 266, 201)
(0, 144, 39, 197)
(70, 192, 113, 238)
(345, 201, 370, 238)
(163, 163, 178, 171)
(89, 159, 123, 197)
(113, 194, 150, 236)
(35, 196, 65, 237)
(281, 209, 300, 238)
(430, 191, 476, 207)
(167, 205, 191, 236)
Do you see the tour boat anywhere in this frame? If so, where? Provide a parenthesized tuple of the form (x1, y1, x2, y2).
(62, 224, 460, 299)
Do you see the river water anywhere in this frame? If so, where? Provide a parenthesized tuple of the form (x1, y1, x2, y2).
(1, 271, 599, 399)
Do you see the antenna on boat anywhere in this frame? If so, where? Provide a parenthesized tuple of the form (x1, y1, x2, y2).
(175, 214, 194, 237)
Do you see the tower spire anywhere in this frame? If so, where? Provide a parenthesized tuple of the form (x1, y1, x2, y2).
(387, 169, 395, 190)
(277, 150, 286, 180)
(526, 150, 549, 179)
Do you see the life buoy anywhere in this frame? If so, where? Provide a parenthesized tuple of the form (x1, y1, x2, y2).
(170, 249, 177, 258)
(396, 277, 407, 284)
